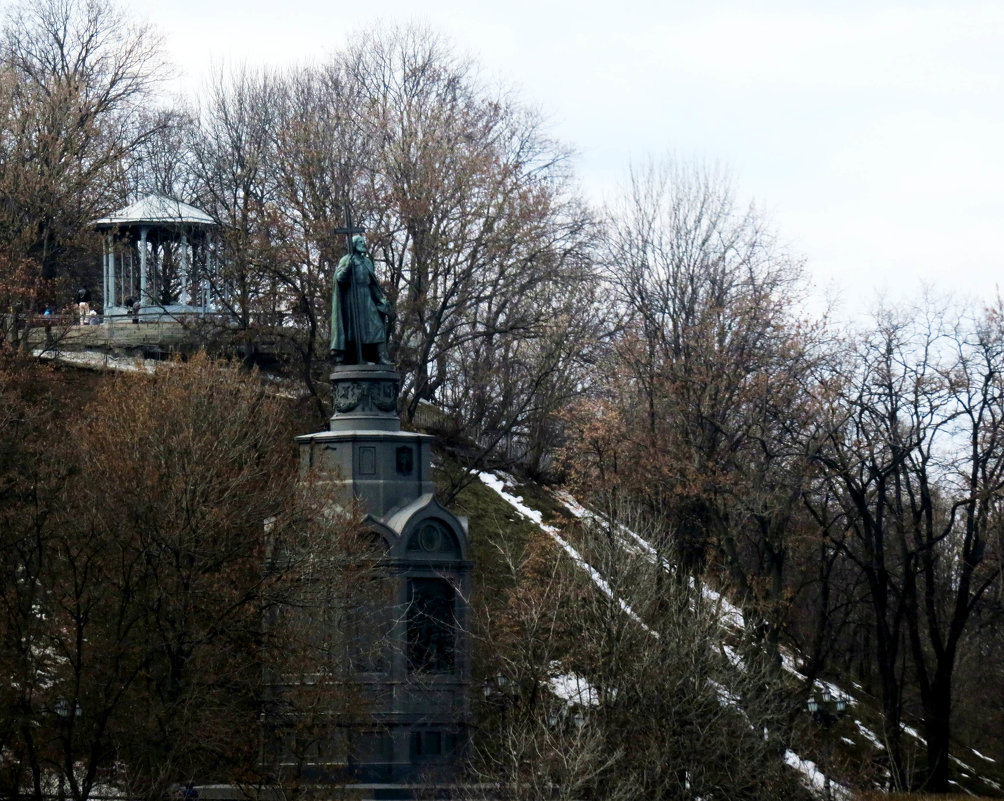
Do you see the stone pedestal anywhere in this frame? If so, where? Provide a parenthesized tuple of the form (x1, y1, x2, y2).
(294, 365, 471, 787)
(300, 367, 433, 517)
(329, 365, 402, 433)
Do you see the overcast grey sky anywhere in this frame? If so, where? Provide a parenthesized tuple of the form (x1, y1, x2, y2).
(129, 0, 1004, 315)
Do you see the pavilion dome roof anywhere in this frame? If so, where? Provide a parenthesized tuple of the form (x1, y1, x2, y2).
(94, 194, 216, 228)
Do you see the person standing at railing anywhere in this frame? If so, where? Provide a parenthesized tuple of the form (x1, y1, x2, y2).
(76, 287, 91, 325)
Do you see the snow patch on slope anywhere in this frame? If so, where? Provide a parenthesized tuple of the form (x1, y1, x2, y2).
(478, 472, 654, 634)
(548, 671, 599, 707)
(479, 471, 845, 798)
(785, 751, 851, 799)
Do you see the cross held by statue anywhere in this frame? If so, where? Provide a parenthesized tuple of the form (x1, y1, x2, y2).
(333, 222, 366, 254)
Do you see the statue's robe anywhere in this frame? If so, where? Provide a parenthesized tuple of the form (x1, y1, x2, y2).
(330, 251, 390, 355)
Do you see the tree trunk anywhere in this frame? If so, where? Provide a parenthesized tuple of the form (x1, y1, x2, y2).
(921, 673, 952, 792)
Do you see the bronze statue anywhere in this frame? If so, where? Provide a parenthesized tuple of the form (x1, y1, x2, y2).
(330, 234, 392, 365)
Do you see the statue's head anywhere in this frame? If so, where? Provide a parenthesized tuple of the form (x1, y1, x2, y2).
(352, 234, 367, 253)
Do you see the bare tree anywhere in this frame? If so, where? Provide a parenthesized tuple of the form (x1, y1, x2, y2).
(807, 298, 1004, 791)
(467, 500, 808, 801)
(130, 107, 198, 200)
(0, 351, 74, 801)
(0, 0, 169, 287)
(188, 27, 602, 464)
(566, 159, 824, 679)
(347, 28, 597, 427)
(0, 354, 379, 800)
(189, 65, 286, 336)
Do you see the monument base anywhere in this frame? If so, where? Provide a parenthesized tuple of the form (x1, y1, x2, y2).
(329, 364, 402, 432)
(289, 362, 471, 790)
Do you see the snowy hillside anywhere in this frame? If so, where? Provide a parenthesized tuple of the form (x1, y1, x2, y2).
(474, 470, 1004, 799)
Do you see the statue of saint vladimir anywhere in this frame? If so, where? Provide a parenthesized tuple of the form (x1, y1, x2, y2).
(330, 234, 392, 365)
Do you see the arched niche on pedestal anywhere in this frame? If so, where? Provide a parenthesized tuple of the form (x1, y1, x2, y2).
(360, 496, 471, 780)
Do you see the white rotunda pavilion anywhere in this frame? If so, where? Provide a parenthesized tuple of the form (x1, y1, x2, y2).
(94, 195, 217, 321)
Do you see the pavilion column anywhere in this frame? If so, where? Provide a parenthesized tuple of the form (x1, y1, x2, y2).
(180, 232, 189, 305)
(102, 237, 108, 312)
(203, 235, 213, 310)
(107, 234, 116, 308)
(139, 226, 148, 306)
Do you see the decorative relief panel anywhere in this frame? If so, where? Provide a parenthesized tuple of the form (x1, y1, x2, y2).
(359, 446, 377, 475)
(333, 377, 400, 414)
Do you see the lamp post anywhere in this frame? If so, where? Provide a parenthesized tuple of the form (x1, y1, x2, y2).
(806, 691, 847, 801)
(483, 674, 517, 727)
(483, 674, 512, 704)
(52, 698, 79, 801)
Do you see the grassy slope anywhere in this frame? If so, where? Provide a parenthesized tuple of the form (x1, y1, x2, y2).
(439, 461, 1004, 800)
